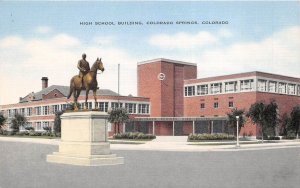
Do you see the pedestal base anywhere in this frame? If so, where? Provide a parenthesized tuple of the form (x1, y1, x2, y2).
(46, 111, 124, 166)
(47, 152, 124, 166)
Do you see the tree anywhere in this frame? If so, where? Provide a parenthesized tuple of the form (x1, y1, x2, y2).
(247, 101, 278, 143)
(290, 105, 300, 139)
(10, 113, 28, 133)
(0, 112, 6, 131)
(108, 108, 129, 134)
(54, 111, 64, 136)
(226, 108, 246, 136)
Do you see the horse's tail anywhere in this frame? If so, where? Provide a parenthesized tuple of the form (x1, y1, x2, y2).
(67, 77, 74, 99)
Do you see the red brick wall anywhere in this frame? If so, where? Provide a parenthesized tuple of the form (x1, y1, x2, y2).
(161, 62, 175, 116)
(174, 65, 184, 116)
(138, 62, 162, 116)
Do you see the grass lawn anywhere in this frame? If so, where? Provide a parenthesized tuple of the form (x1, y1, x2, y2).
(0, 135, 60, 139)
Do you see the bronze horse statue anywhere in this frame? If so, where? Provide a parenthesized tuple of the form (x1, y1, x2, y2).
(67, 58, 105, 110)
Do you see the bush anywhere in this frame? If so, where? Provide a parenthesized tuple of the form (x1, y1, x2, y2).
(282, 132, 296, 140)
(113, 132, 156, 140)
(265, 136, 280, 140)
(188, 133, 235, 141)
(29, 132, 42, 136)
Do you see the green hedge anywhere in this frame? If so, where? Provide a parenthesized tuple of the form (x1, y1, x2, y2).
(188, 134, 235, 141)
(113, 132, 156, 140)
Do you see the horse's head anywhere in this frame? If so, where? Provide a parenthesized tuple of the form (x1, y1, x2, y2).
(96, 58, 105, 72)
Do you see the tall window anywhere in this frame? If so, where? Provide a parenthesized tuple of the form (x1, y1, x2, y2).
(35, 107, 41, 115)
(268, 81, 277, 93)
(225, 81, 237, 93)
(13, 109, 17, 116)
(42, 106, 49, 115)
(298, 85, 300, 96)
(8, 109, 12, 118)
(42, 121, 49, 129)
(288, 84, 296, 95)
(185, 86, 195, 96)
(99, 102, 109, 112)
(19, 108, 25, 116)
(52, 105, 59, 114)
(138, 104, 149, 114)
(125, 103, 136, 114)
(228, 101, 234, 108)
(26, 107, 32, 116)
(278, 82, 287, 94)
(111, 102, 123, 109)
(213, 102, 219, 109)
(240, 79, 254, 91)
(257, 79, 267, 92)
(197, 84, 208, 95)
(60, 104, 67, 111)
(210, 83, 222, 94)
(36, 122, 42, 131)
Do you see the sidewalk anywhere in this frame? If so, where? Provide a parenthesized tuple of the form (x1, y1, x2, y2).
(0, 136, 299, 152)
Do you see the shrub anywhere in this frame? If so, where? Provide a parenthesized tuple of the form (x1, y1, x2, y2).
(282, 132, 296, 140)
(265, 136, 280, 140)
(29, 132, 42, 136)
(188, 133, 235, 141)
(113, 132, 156, 140)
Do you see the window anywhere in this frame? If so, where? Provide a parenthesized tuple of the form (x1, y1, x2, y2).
(36, 122, 42, 131)
(13, 109, 17, 116)
(99, 102, 109, 112)
(60, 104, 67, 111)
(138, 104, 149, 114)
(288, 84, 296, 95)
(210, 83, 222, 94)
(8, 110, 12, 117)
(26, 107, 32, 116)
(185, 86, 195, 96)
(42, 121, 49, 130)
(213, 102, 219, 109)
(111, 102, 123, 109)
(42, 106, 49, 115)
(25, 122, 32, 129)
(35, 107, 41, 115)
(125, 103, 136, 114)
(229, 101, 234, 108)
(20, 108, 25, 116)
(87, 102, 92, 109)
(298, 85, 300, 96)
(278, 82, 287, 94)
(268, 81, 277, 93)
(257, 79, 267, 92)
(240, 79, 254, 91)
(200, 103, 205, 109)
(197, 85, 208, 95)
(225, 81, 237, 93)
(52, 105, 59, 114)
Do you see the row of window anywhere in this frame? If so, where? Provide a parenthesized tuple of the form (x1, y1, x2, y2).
(18, 121, 52, 131)
(185, 78, 300, 97)
(200, 101, 234, 109)
(5, 102, 150, 117)
(257, 79, 299, 95)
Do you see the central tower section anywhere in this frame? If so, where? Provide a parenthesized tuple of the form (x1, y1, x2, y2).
(137, 58, 197, 117)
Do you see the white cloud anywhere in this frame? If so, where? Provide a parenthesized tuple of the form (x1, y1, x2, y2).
(148, 31, 218, 50)
(35, 26, 52, 34)
(0, 33, 138, 105)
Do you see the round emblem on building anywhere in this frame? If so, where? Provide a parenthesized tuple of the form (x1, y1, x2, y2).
(157, 73, 166, 80)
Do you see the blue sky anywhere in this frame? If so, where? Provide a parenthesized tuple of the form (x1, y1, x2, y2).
(0, 1, 299, 105)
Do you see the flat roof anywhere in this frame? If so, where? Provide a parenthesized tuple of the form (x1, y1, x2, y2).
(137, 58, 197, 66)
(131, 116, 227, 121)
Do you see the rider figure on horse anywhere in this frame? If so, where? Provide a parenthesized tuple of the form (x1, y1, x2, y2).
(77, 53, 90, 89)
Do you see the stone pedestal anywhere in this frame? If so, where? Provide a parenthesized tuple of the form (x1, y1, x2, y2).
(47, 111, 124, 166)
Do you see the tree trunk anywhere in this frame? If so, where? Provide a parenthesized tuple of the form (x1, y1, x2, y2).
(261, 126, 264, 143)
(114, 122, 117, 134)
(117, 122, 120, 134)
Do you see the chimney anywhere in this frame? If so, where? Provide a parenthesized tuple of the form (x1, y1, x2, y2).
(41, 77, 48, 89)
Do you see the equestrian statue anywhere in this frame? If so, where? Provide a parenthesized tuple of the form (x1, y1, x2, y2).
(67, 53, 105, 111)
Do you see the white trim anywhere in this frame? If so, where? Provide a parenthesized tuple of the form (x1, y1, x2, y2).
(137, 58, 197, 66)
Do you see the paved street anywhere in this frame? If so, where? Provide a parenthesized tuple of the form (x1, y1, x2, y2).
(1, 141, 300, 188)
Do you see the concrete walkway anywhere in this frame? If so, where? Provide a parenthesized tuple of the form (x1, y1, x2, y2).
(0, 136, 300, 152)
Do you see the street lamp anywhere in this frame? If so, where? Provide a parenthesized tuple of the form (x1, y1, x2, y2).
(236, 116, 240, 147)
